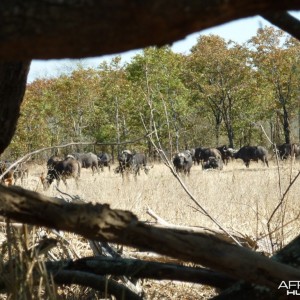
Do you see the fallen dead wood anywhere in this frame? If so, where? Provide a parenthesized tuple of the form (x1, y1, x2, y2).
(51, 270, 143, 300)
(146, 208, 258, 250)
(44, 257, 236, 290)
(213, 234, 300, 299)
(0, 185, 300, 297)
(1, 1, 300, 60)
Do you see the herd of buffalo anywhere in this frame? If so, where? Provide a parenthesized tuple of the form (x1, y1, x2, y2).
(172, 142, 300, 175)
(0, 142, 299, 187)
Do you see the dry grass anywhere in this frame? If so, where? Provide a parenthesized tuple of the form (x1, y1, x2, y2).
(5, 158, 300, 299)
(29, 159, 300, 248)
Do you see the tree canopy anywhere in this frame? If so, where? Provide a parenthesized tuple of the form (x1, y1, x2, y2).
(4, 27, 300, 159)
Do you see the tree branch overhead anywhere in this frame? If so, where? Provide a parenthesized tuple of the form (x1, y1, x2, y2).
(1, 1, 300, 59)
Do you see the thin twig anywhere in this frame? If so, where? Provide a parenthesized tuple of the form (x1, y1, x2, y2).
(140, 105, 243, 246)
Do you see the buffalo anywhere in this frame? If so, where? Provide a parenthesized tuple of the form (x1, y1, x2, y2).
(97, 152, 112, 171)
(117, 150, 150, 178)
(70, 152, 99, 175)
(216, 145, 234, 165)
(47, 155, 62, 168)
(41, 156, 81, 190)
(194, 147, 203, 165)
(194, 147, 222, 167)
(234, 146, 269, 168)
(275, 143, 300, 160)
(203, 156, 224, 170)
(173, 150, 193, 176)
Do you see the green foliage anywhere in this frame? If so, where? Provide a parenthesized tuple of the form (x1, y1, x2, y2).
(6, 28, 300, 159)
(249, 27, 300, 144)
(126, 47, 191, 154)
(186, 35, 261, 147)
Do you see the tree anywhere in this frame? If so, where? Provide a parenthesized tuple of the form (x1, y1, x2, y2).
(126, 47, 190, 155)
(9, 79, 55, 157)
(92, 57, 138, 156)
(51, 67, 98, 143)
(186, 35, 258, 148)
(1, 2, 300, 155)
(249, 27, 300, 144)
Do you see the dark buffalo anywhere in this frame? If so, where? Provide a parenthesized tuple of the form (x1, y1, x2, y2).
(70, 152, 99, 175)
(117, 150, 150, 178)
(276, 143, 300, 160)
(97, 152, 112, 171)
(234, 146, 269, 168)
(203, 156, 224, 170)
(195, 147, 222, 167)
(47, 155, 62, 168)
(173, 150, 193, 176)
(194, 147, 203, 165)
(41, 156, 81, 190)
(216, 145, 234, 165)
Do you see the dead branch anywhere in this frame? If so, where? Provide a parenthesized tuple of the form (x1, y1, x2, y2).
(1, 1, 300, 60)
(0, 185, 300, 295)
(213, 231, 300, 299)
(52, 270, 143, 300)
(141, 113, 243, 247)
(44, 257, 236, 290)
(146, 208, 258, 250)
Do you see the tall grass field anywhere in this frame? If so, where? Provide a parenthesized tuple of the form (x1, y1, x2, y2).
(2, 158, 300, 299)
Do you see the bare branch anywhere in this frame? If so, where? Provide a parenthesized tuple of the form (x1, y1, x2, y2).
(141, 114, 243, 247)
(46, 257, 236, 290)
(52, 270, 143, 300)
(0, 185, 300, 292)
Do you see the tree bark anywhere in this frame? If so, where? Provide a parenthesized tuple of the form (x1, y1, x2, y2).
(213, 231, 300, 299)
(282, 104, 291, 144)
(0, 61, 31, 154)
(43, 257, 236, 290)
(53, 270, 143, 300)
(0, 1, 300, 60)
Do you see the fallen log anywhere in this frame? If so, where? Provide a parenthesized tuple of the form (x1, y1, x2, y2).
(45, 257, 236, 290)
(0, 185, 300, 297)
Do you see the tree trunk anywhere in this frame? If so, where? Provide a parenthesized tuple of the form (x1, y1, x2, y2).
(115, 96, 120, 154)
(215, 116, 222, 146)
(227, 127, 234, 148)
(0, 61, 31, 155)
(282, 105, 290, 144)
